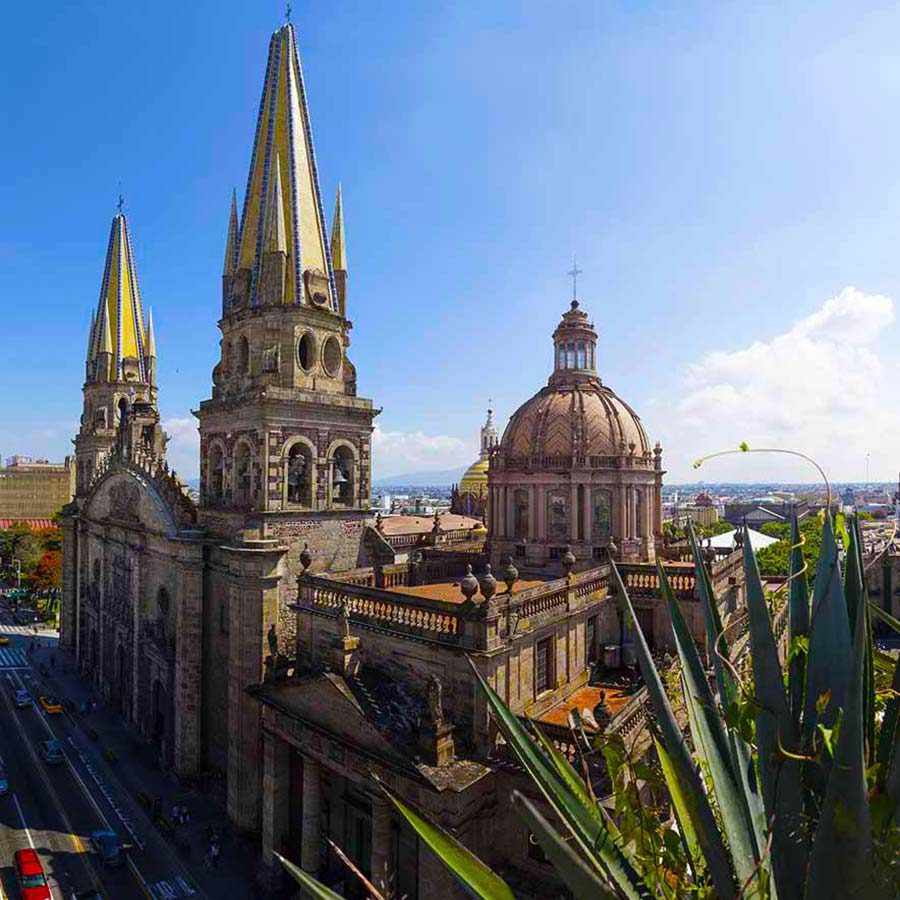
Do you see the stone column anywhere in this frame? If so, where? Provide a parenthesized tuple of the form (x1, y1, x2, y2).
(301, 757, 322, 873)
(261, 730, 290, 870)
(528, 485, 536, 540)
(371, 795, 393, 896)
(582, 485, 592, 545)
(570, 483, 579, 543)
(497, 487, 506, 538)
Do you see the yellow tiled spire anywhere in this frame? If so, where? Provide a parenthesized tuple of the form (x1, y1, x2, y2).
(331, 182, 347, 273)
(89, 211, 149, 383)
(232, 23, 335, 309)
(262, 153, 288, 253)
(146, 308, 157, 359)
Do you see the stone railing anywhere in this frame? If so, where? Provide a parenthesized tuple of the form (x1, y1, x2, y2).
(495, 453, 655, 471)
(511, 568, 609, 623)
(300, 576, 464, 645)
(617, 564, 696, 598)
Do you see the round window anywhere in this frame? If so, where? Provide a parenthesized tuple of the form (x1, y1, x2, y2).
(322, 336, 342, 376)
(297, 332, 316, 372)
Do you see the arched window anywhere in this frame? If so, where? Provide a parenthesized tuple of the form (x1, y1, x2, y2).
(557, 344, 566, 370)
(223, 340, 233, 373)
(331, 446, 354, 507)
(238, 336, 250, 373)
(117, 397, 129, 423)
(208, 444, 224, 504)
(591, 488, 612, 539)
(286, 442, 313, 507)
(567, 342, 576, 369)
(576, 342, 586, 369)
(234, 442, 254, 507)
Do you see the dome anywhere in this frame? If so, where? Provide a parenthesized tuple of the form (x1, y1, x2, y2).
(500, 381, 650, 461)
(459, 457, 489, 494)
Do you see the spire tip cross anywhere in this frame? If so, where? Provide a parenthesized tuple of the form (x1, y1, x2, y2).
(117, 192, 124, 215)
(285, 2, 292, 22)
(567, 255, 583, 303)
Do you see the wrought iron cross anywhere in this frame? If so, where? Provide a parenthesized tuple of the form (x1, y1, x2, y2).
(567, 255, 583, 303)
(117, 192, 124, 214)
(285, 2, 292, 22)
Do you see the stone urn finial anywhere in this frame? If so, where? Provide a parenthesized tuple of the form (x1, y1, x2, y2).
(562, 545, 576, 575)
(375, 511, 384, 533)
(479, 563, 497, 602)
(460, 565, 479, 602)
(607, 540, 618, 561)
(503, 556, 519, 594)
(299, 542, 312, 573)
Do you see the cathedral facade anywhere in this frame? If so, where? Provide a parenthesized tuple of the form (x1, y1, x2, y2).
(61, 21, 378, 831)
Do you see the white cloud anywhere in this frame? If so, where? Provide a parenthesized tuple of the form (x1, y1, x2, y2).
(162, 416, 200, 480)
(656, 287, 900, 482)
(372, 423, 475, 479)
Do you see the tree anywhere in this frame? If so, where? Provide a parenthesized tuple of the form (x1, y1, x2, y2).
(0, 523, 42, 575)
(29, 551, 62, 593)
(697, 520, 734, 538)
(34, 525, 62, 553)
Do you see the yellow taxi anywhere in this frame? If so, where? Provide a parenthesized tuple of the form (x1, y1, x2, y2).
(39, 695, 63, 714)
(0, 636, 9, 645)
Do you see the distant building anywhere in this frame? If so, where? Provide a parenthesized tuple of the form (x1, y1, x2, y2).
(450, 404, 498, 521)
(723, 498, 809, 529)
(0, 456, 74, 520)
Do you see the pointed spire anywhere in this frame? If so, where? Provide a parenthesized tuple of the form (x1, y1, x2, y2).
(223, 189, 239, 277)
(89, 210, 148, 383)
(262, 154, 288, 253)
(86, 308, 97, 362)
(331, 182, 347, 273)
(146, 308, 157, 358)
(232, 23, 336, 308)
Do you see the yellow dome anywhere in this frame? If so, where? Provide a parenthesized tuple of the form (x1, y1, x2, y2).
(459, 457, 489, 495)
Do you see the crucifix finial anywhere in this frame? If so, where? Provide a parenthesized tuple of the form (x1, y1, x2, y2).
(285, 2, 292, 22)
(117, 192, 124, 215)
(567, 255, 583, 303)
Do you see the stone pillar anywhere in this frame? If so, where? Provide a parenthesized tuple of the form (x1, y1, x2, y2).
(371, 795, 393, 896)
(570, 483, 579, 542)
(173, 545, 204, 776)
(60, 512, 78, 653)
(497, 487, 506, 537)
(583, 485, 592, 544)
(528, 485, 536, 540)
(301, 757, 321, 873)
(260, 730, 290, 875)
(617, 487, 627, 544)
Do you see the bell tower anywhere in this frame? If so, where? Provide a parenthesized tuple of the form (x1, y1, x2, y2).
(195, 22, 377, 534)
(75, 207, 159, 495)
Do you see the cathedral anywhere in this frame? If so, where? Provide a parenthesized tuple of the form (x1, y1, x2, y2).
(58, 16, 708, 898)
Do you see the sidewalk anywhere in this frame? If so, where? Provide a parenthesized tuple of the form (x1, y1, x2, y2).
(29, 636, 284, 899)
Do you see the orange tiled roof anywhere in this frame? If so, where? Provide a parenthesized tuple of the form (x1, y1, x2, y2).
(386, 578, 548, 605)
(538, 684, 635, 728)
(0, 519, 56, 530)
(377, 514, 481, 536)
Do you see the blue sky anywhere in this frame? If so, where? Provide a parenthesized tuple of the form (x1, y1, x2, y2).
(4, 2, 900, 483)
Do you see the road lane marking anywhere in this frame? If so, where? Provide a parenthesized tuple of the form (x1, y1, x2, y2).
(13, 792, 35, 848)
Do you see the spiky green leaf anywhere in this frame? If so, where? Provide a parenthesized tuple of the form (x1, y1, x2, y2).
(805, 566, 876, 898)
(512, 792, 618, 900)
(467, 658, 649, 899)
(377, 780, 515, 900)
(742, 529, 807, 900)
(276, 851, 347, 900)
(657, 559, 762, 887)
(788, 513, 810, 728)
(610, 561, 738, 899)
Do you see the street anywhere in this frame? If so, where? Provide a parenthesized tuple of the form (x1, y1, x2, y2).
(0, 613, 203, 900)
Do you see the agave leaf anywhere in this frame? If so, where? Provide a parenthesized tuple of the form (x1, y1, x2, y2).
(803, 513, 851, 743)
(686, 521, 735, 705)
(375, 779, 515, 900)
(511, 791, 618, 900)
(742, 530, 806, 900)
(870, 600, 900, 634)
(275, 851, 346, 900)
(877, 652, 900, 770)
(805, 568, 876, 899)
(657, 559, 762, 887)
(788, 513, 810, 728)
(654, 736, 703, 875)
(528, 721, 621, 840)
(467, 659, 650, 899)
(610, 561, 738, 900)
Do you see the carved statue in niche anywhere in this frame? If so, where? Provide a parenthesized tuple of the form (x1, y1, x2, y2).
(262, 343, 280, 373)
(287, 447, 307, 504)
(267, 623, 278, 659)
(426, 673, 444, 727)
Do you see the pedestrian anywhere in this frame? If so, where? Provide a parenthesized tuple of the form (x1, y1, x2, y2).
(210, 841, 220, 869)
(171, 804, 180, 828)
(182, 805, 191, 827)
(91, 699, 98, 714)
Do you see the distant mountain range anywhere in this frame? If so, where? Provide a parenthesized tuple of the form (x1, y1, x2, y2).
(373, 467, 467, 488)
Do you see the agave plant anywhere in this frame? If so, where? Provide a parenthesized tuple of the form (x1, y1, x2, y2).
(282, 510, 900, 899)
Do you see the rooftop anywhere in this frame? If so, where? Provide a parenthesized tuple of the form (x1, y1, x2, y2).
(386, 576, 551, 605)
(538, 683, 637, 729)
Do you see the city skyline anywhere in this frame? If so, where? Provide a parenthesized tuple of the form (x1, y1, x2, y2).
(4, 2, 900, 482)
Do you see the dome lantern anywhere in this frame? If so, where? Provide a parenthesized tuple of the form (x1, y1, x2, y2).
(551, 300, 599, 386)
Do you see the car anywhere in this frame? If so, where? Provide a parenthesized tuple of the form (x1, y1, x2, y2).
(39, 739, 64, 765)
(13, 848, 51, 900)
(38, 695, 62, 714)
(0, 763, 8, 795)
(15, 688, 32, 708)
(0, 635, 9, 644)
(89, 830, 125, 867)
(71, 891, 106, 900)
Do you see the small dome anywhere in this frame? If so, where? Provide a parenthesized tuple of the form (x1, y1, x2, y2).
(459, 457, 489, 494)
(500, 381, 650, 461)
